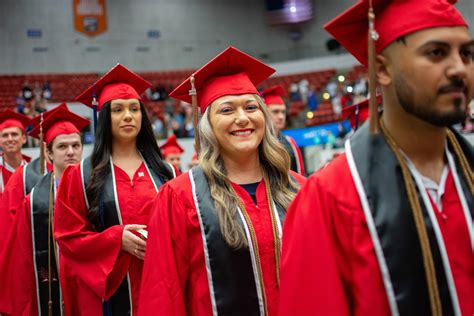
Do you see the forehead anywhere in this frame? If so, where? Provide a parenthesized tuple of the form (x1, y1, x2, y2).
(404, 26, 471, 47)
(211, 94, 258, 107)
(110, 98, 140, 106)
(1, 127, 23, 135)
(52, 133, 82, 145)
(269, 104, 286, 111)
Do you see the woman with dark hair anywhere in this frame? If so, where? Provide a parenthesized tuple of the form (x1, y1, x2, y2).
(54, 64, 175, 315)
(138, 47, 306, 316)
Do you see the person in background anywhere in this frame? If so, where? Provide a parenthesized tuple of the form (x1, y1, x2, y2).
(261, 85, 305, 175)
(0, 109, 31, 195)
(138, 47, 305, 316)
(279, 0, 473, 315)
(54, 64, 175, 315)
(0, 107, 88, 316)
(160, 134, 184, 174)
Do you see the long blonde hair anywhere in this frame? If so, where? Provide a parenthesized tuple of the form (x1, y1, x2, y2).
(199, 94, 300, 249)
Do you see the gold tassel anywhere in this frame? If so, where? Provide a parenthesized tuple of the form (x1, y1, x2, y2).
(189, 75, 201, 156)
(367, 0, 379, 134)
(39, 112, 45, 175)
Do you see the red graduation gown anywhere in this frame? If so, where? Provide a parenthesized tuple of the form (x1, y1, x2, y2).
(278, 154, 473, 316)
(138, 171, 305, 316)
(54, 162, 159, 315)
(0, 165, 28, 315)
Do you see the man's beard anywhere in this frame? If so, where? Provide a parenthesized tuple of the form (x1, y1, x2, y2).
(394, 75, 467, 127)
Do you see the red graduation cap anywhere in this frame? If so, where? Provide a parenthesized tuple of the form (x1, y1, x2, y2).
(29, 103, 69, 128)
(261, 85, 286, 106)
(169, 47, 276, 113)
(75, 64, 152, 111)
(342, 95, 382, 129)
(29, 107, 90, 144)
(160, 134, 184, 157)
(324, 0, 467, 66)
(0, 109, 31, 132)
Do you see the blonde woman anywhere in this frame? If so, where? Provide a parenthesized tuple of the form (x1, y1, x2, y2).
(138, 47, 306, 316)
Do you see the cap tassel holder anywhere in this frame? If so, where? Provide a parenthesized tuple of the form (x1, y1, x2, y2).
(92, 88, 98, 134)
(367, 0, 379, 134)
(189, 75, 201, 156)
(39, 112, 45, 175)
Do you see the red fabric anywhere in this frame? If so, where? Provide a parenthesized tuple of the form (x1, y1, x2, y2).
(138, 170, 305, 316)
(29, 107, 89, 144)
(427, 171, 473, 316)
(54, 162, 158, 315)
(286, 136, 305, 176)
(279, 154, 474, 315)
(160, 134, 184, 157)
(0, 109, 31, 132)
(75, 64, 151, 111)
(261, 85, 286, 106)
(169, 47, 275, 113)
(324, 0, 467, 66)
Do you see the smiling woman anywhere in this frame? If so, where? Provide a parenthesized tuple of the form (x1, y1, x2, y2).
(138, 47, 306, 316)
(53, 64, 175, 315)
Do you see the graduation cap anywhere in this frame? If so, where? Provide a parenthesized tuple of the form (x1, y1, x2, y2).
(261, 85, 286, 106)
(324, 0, 467, 67)
(160, 134, 184, 158)
(0, 109, 31, 132)
(342, 95, 382, 130)
(29, 107, 90, 145)
(169, 47, 276, 114)
(29, 103, 69, 128)
(75, 64, 152, 112)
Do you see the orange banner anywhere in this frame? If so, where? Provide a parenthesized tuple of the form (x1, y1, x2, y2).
(73, 0, 107, 37)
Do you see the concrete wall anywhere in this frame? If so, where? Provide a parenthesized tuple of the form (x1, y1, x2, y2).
(1, 0, 472, 74)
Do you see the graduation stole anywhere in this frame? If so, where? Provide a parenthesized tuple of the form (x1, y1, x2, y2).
(30, 172, 62, 316)
(278, 134, 300, 175)
(81, 155, 165, 315)
(189, 166, 290, 316)
(346, 123, 473, 315)
(24, 157, 49, 196)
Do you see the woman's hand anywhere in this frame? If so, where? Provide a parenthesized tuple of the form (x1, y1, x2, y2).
(121, 224, 147, 260)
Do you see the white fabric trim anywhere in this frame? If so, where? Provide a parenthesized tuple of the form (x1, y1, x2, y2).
(345, 140, 400, 316)
(23, 164, 27, 196)
(29, 187, 42, 316)
(285, 135, 302, 174)
(236, 207, 266, 316)
(166, 161, 177, 178)
(0, 171, 4, 194)
(271, 200, 283, 239)
(189, 170, 218, 316)
(80, 159, 90, 209)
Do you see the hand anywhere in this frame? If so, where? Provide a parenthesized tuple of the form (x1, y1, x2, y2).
(121, 224, 147, 260)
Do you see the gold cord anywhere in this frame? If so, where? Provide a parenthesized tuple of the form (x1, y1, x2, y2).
(47, 174, 54, 316)
(230, 173, 282, 316)
(446, 129, 473, 195)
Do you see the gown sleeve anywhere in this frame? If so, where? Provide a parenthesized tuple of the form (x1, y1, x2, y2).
(138, 183, 192, 316)
(278, 175, 350, 316)
(53, 165, 125, 300)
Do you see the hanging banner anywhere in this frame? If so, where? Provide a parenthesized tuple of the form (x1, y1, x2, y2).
(73, 0, 107, 37)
